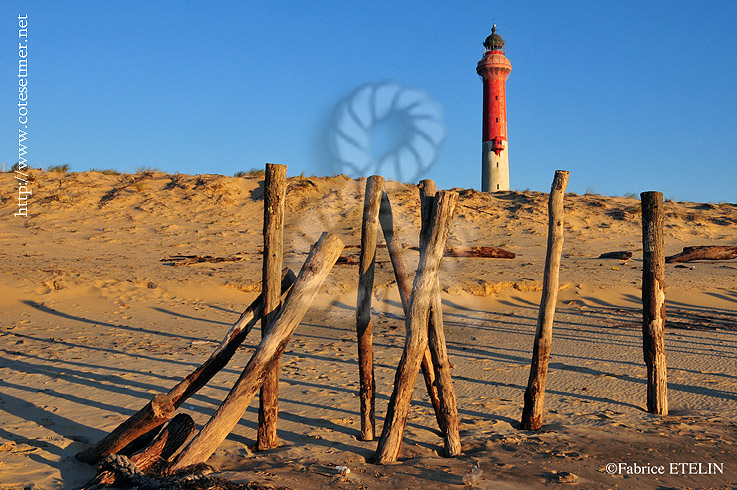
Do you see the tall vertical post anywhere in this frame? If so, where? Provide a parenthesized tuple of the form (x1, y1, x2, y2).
(257, 163, 287, 450)
(356, 175, 384, 441)
(641, 191, 668, 415)
(520, 170, 569, 430)
(419, 180, 461, 456)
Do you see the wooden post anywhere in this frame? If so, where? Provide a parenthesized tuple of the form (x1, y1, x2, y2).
(356, 175, 384, 441)
(641, 191, 668, 415)
(170, 233, 344, 470)
(76, 270, 296, 464)
(418, 180, 461, 457)
(520, 170, 569, 430)
(379, 190, 444, 432)
(258, 163, 287, 451)
(374, 191, 457, 464)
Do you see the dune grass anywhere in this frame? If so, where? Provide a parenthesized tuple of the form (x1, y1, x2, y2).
(234, 168, 266, 178)
(89, 168, 121, 175)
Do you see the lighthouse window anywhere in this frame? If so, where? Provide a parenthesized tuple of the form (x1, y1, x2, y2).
(497, 184, 500, 190)
(495, 117, 499, 123)
(495, 96, 498, 100)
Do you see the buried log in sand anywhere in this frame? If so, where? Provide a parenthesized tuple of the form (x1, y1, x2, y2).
(666, 245, 737, 263)
(75, 269, 297, 465)
(520, 170, 569, 430)
(170, 233, 344, 470)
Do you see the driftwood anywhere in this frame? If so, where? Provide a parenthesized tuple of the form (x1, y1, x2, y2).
(408, 245, 515, 258)
(76, 269, 296, 464)
(599, 250, 633, 260)
(445, 246, 515, 258)
(378, 190, 444, 433)
(258, 163, 287, 451)
(641, 191, 668, 415)
(82, 413, 195, 489)
(419, 180, 461, 457)
(356, 175, 384, 441)
(170, 233, 344, 470)
(374, 191, 457, 464)
(520, 170, 569, 430)
(666, 245, 737, 263)
(344, 244, 387, 249)
(161, 254, 248, 266)
(337, 255, 389, 265)
(77, 394, 175, 465)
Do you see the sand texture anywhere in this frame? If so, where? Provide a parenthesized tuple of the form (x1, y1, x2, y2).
(1, 170, 736, 489)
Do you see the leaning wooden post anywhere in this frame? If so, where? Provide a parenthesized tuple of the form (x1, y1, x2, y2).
(520, 170, 569, 430)
(418, 179, 461, 456)
(258, 163, 287, 451)
(75, 270, 296, 464)
(170, 233, 344, 470)
(356, 175, 384, 441)
(379, 190, 444, 432)
(641, 191, 668, 415)
(374, 191, 457, 464)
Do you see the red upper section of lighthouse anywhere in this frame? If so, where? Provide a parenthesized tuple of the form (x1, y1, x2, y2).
(477, 25, 511, 146)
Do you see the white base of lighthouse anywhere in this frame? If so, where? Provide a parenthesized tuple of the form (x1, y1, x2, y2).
(482, 140, 509, 192)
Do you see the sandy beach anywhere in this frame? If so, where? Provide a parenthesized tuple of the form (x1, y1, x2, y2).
(1, 170, 736, 489)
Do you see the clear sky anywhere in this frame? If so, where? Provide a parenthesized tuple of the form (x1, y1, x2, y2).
(3, 1, 736, 202)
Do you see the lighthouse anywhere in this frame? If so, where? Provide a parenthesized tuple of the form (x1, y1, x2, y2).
(477, 25, 512, 192)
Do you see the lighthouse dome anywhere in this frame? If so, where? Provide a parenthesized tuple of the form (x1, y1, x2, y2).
(483, 25, 505, 51)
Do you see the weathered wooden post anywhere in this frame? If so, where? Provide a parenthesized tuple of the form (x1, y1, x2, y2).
(75, 270, 296, 464)
(258, 163, 287, 451)
(418, 180, 460, 456)
(170, 233, 344, 470)
(520, 170, 569, 430)
(641, 191, 668, 415)
(378, 190, 444, 431)
(374, 191, 457, 464)
(356, 175, 384, 441)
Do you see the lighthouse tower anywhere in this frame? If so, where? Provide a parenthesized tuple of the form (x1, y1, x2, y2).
(477, 25, 512, 192)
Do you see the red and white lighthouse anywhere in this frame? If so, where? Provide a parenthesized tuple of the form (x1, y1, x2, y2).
(477, 25, 512, 192)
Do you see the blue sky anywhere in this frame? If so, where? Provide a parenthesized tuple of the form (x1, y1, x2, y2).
(3, 1, 736, 202)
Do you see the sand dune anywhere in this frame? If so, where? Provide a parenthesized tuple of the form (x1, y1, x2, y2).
(1, 170, 736, 488)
